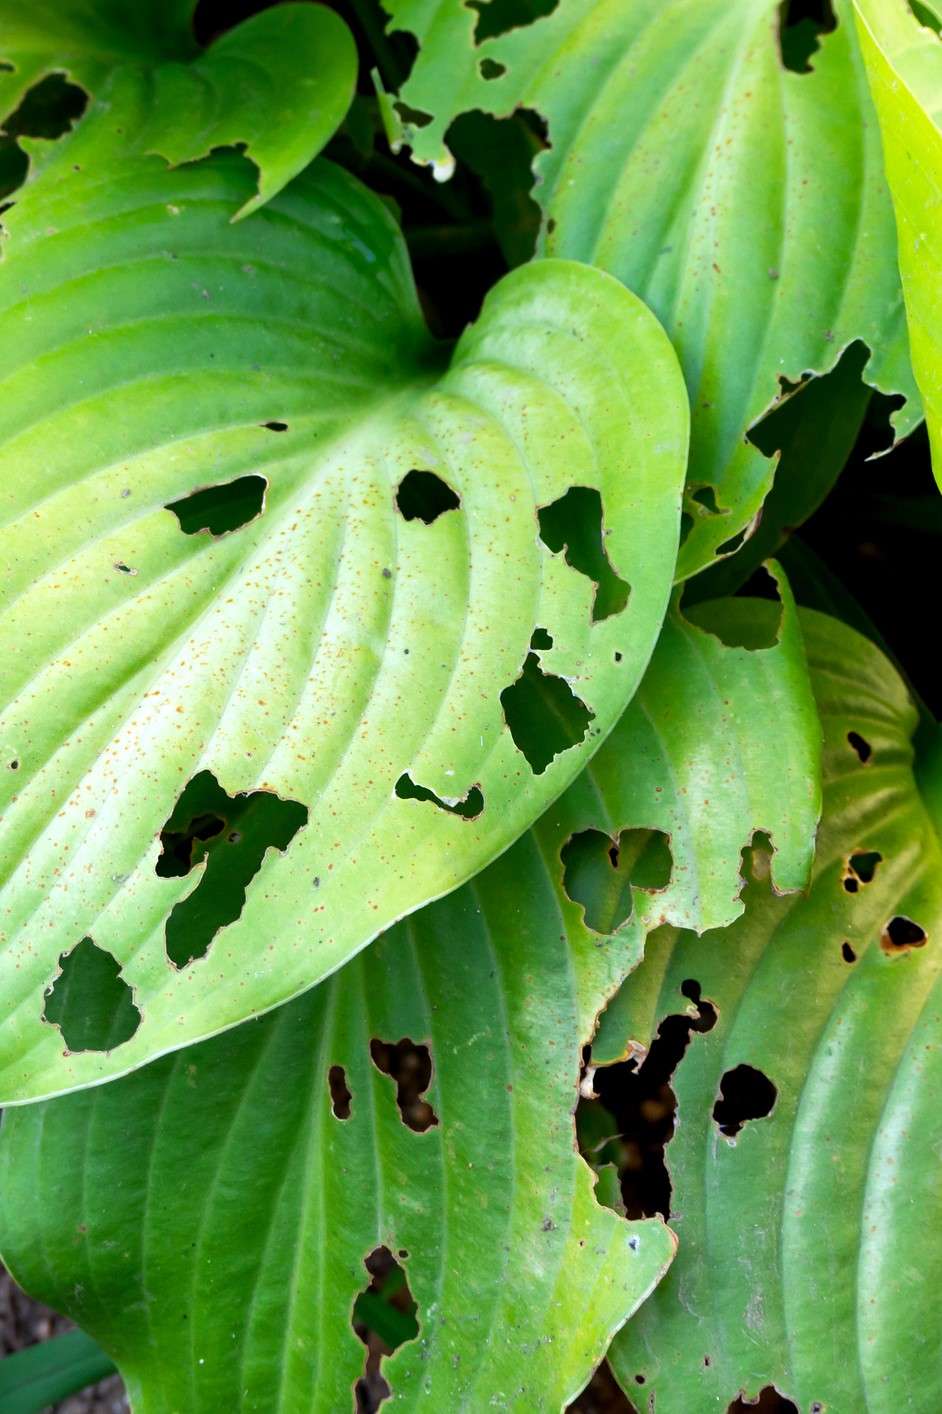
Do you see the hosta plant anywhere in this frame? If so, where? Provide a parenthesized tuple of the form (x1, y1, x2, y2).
(0, 0, 939, 1410)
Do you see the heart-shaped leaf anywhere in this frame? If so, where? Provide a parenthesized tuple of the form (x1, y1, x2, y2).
(598, 610, 942, 1410)
(0, 1, 357, 216)
(0, 141, 688, 1103)
(0, 582, 824, 1409)
(855, 0, 942, 478)
(386, 0, 919, 577)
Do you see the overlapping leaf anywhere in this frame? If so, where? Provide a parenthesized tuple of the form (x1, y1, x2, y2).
(855, 0, 942, 477)
(0, 588, 822, 1410)
(387, 0, 919, 576)
(0, 1, 356, 216)
(0, 130, 690, 1103)
(598, 610, 942, 1411)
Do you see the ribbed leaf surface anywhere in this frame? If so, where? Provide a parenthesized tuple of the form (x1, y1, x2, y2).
(0, 1, 356, 216)
(855, 0, 942, 478)
(0, 144, 689, 1104)
(387, 0, 919, 576)
(0, 592, 823, 1410)
(604, 610, 942, 1411)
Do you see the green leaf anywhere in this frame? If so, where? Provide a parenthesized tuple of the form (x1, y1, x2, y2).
(602, 609, 942, 1410)
(386, 0, 920, 577)
(0, 583, 823, 1408)
(0, 147, 689, 1104)
(0, 2, 357, 216)
(0, 1330, 115, 1414)
(0, 796, 679, 1412)
(855, 0, 942, 479)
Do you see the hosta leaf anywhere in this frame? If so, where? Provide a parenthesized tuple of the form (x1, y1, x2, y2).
(0, 147, 688, 1104)
(0, 585, 823, 1410)
(855, 0, 942, 477)
(0, 794, 677, 1413)
(386, 0, 919, 577)
(0, 1, 357, 216)
(601, 610, 942, 1411)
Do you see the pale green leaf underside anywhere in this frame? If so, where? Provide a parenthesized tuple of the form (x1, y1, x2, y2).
(605, 610, 942, 1411)
(0, 1, 356, 217)
(0, 147, 688, 1104)
(388, 0, 919, 577)
(0, 591, 824, 1409)
(855, 0, 942, 479)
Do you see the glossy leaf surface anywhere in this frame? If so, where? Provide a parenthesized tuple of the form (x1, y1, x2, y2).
(604, 610, 942, 1411)
(855, 0, 942, 478)
(0, 144, 689, 1103)
(0, 1, 356, 216)
(387, 0, 919, 576)
(0, 590, 823, 1408)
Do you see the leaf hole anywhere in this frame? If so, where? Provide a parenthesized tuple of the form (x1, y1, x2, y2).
(395, 469, 461, 524)
(692, 566, 783, 649)
(881, 915, 928, 956)
(847, 730, 872, 763)
(538, 485, 630, 621)
(370, 1037, 439, 1133)
(530, 626, 553, 650)
(479, 57, 507, 79)
(42, 938, 141, 1053)
(579, 978, 716, 1219)
(166, 474, 266, 537)
(561, 827, 672, 933)
(156, 770, 307, 968)
(114, 561, 137, 575)
(842, 850, 882, 893)
(394, 772, 483, 820)
(712, 1064, 777, 1139)
(469, 0, 560, 41)
(778, 0, 836, 74)
(328, 1064, 352, 1120)
(353, 1246, 419, 1410)
(500, 652, 594, 774)
(2, 73, 88, 142)
(727, 1387, 799, 1412)
(261, 420, 288, 432)
(841, 941, 857, 964)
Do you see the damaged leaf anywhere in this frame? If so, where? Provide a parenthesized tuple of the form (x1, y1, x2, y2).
(0, 776, 678, 1412)
(603, 610, 942, 1411)
(0, 150, 688, 1104)
(0, 1, 357, 217)
(386, 0, 920, 576)
(854, 0, 942, 478)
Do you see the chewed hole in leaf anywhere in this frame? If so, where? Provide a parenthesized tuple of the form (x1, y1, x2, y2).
(2, 73, 88, 142)
(328, 1064, 352, 1120)
(538, 486, 630, 621)
(166, 474, 266, 537)
(712, 1064, 777, 1139)
(580, 978, 717, 1219)
(841, 941, 857, 964)
(395, 469, 461, 524)
(157, 770, 307, 968)
(394, 772, 483, 820)
(470, 0, 560, 41)
(530, 626, 553, 650)
(847, 730, 873, 763)
(561, 827, 672, 934)
(261, 420, 288, 432)
(479, 57, 507, 78)
(370, 1037, 439, 1133)
(42, 938, 141, 1053)
(353, 1246, 419, 1409)
(842, 850, 882, 893)
(500, 652, 594, 774)
(778, 0, 836, 73)
(881, 915, 928, 956)
(727, 1386, 799, 1413)
(695, 566, 783, 649)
